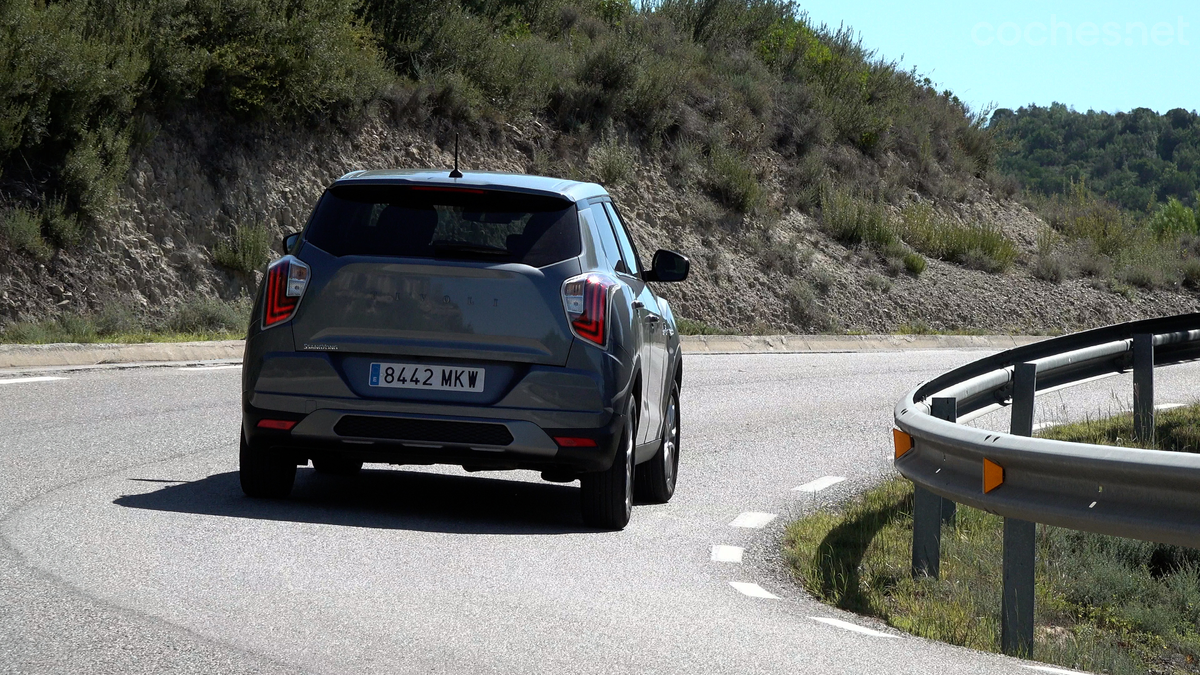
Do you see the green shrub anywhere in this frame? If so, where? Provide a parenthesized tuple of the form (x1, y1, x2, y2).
(1148, 197, 1198, 239)
(589, 136, 637, 186)
(786, 279, 835, 332)
(213, 223, 270, 273)
(895, 202, 1018, 272)
(0, 208, 52, 259)
(864, 273, 890, 292)
(820, 183, 894, 247)
(1183, 258, 1200, 287)
(1033, 253, 1066, 283)
(163, 296, 251, 334)
(1115, 235, 1182, 289)
(705, 147, 761, 212)
(43, 196, 85, 248)
(903, 252, 926, 275)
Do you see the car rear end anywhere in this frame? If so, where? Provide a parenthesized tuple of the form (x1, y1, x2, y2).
(241, 175, 630, 486)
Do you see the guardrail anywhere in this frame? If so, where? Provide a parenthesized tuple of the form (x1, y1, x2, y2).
(892, 313, 1200, 658)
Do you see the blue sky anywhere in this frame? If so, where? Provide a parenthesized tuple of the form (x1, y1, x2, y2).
(796, 0, 1199, 116)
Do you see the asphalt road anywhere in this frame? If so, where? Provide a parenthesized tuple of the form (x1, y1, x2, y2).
(1, 352, 1197, 675)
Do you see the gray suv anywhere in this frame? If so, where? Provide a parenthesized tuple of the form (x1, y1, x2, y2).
(240, 170, 689, 529)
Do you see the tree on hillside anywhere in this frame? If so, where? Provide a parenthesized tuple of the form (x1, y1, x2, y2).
(991, 103, 1200, 212)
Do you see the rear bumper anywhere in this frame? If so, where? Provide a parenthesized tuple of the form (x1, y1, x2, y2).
(243, 399, 625, 473)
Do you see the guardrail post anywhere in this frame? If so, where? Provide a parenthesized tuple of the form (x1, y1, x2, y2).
(930, 397, 957, 526)
(912, 485, 940, 579)
(1133, 334, 1155, 445)
(1002, 362, 1037, 658)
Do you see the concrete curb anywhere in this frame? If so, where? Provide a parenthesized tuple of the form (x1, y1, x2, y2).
(0, 340, 244, 370)
(680, 334, 1047, 354)
(0, 334, 1046, 371)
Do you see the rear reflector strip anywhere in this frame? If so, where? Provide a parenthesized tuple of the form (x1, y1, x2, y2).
(257, 419, 298, 430)
(553, 437, 598, 447)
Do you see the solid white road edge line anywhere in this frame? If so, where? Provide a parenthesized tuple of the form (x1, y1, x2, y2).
(0, 376, 67, 385)
(176, 365, 242, 371)
(729, 582, 778, 599)
(729, 512, 776, 528)
(809, 617, 898, 638)
(1023, 666, 1091, 675)
(1157, 403, 1186, 411)
(710, 545, 744, 563)
(794, 476, 846, 492)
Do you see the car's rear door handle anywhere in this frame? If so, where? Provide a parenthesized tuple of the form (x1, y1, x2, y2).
(644, 315, 660, 324)
(631, 300, 644, 309)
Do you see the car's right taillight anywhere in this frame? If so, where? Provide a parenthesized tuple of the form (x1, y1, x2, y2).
(563, 273, 616, 347)
(263, 256, 310, 328)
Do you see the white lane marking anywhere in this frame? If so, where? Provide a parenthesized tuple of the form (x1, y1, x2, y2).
(729, 512, 776, 528)
(730, 582, 778, 599)
(176, 365, 242, 371)
(0, 376, 67, 385)
(711, 545, 744, 563)
(1031, 422, 1052, 432)
(809, 617, 899, 638)
(794, 476, 846, 492)
(1157, 403, 1186, 411)
(1023, 666, 1091, 675)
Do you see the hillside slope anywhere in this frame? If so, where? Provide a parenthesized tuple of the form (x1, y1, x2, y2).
(2, 113, 1196, 336)
(0, 0, 1197, 335)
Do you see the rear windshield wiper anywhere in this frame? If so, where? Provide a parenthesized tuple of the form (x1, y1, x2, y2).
(431, 240, 511, 257)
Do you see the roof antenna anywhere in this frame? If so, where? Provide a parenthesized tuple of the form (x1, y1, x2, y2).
(449, 133, 463, 179)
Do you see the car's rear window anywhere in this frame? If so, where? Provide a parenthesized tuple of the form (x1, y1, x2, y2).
(303, 184, 581, 267)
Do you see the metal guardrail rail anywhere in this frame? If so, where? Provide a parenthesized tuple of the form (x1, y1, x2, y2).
(892, 312, 1200, 657)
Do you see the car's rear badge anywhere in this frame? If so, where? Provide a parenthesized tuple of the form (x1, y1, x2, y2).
(303, 344, 339, 351)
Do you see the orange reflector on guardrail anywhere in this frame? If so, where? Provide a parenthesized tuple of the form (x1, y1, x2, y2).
(984, 458, 1004, 493)
(893, 429, 913, 459)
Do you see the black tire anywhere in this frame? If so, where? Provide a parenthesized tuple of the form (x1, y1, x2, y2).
(239, 432, 296, 498)
(312, 457, 364, 476)
(636, 383, 680, 504)
(580, 397, 636, 530)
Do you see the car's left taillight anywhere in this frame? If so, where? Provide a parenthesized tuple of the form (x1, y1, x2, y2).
(263, 256, 310, 328)
(562, 273, 616, 348)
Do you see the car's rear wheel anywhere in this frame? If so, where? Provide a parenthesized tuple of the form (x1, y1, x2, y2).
(312, 457, 364, 476)
(239, 431, 296, 498)
(636, 383, 680, 504)
(580, 397, 636, 530)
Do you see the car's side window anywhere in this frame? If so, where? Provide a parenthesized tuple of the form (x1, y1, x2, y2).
(588, 203, 627, 274)
(603, 202, 641, 276)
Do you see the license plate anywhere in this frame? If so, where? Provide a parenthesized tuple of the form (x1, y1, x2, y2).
(369, 362, 485, 392)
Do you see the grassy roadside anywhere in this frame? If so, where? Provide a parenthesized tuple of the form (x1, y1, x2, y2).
(784, 404, 1200, 675)
(0, 298, 249, 345)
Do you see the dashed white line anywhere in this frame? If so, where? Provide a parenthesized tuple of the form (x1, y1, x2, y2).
(793, 476, 846, 492)
(809, 617, 898, 638)
(729, 582, 778, 599)
(710, 545, 744, 563)
(729, 512, 776, 528)
(176, 365, 241, 371)
(1023, 665, 1091, 675)
(0, 376, 67, 385)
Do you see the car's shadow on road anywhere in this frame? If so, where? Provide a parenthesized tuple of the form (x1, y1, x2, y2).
(114, 467, 591, 535)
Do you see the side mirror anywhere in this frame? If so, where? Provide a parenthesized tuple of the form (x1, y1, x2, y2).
(643, 249, 689, 283)
(282, 232, 301, 254)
